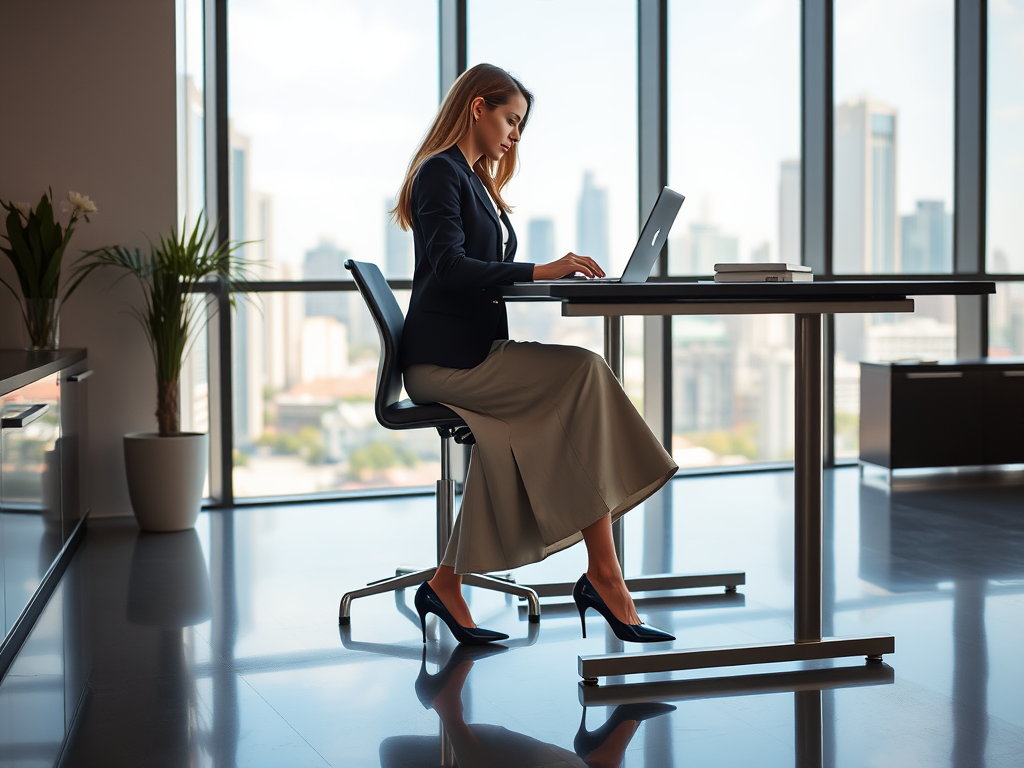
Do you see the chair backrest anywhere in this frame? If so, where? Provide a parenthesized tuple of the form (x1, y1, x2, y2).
(344, 259, 406, 426)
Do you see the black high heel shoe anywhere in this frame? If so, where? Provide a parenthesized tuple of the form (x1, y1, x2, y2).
(414, 581, 509, 645)
(572, 574, 676, 643)
(573, 703, 676, 759)
(414, 643, 509, 708)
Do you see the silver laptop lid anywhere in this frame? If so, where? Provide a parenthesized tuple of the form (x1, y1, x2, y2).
(620, 186, 686, 283)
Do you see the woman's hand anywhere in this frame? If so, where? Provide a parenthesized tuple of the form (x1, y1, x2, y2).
(533, 252, 606, 280)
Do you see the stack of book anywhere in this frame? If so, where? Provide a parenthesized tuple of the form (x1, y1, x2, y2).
(713, 263, 813, 283)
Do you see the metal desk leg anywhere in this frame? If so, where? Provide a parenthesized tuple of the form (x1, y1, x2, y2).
(577, 314, 893, 682)
(794, 313, 823, 643)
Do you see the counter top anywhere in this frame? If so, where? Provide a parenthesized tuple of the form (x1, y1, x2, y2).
(0, 349, 87, 397)
(861, 357, 1024, 370)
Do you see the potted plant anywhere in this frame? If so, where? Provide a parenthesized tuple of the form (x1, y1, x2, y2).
(0, 190, 96, 350)
(76, 217, 249, 531)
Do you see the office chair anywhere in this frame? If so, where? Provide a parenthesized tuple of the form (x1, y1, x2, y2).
(338, 260, 540, 627)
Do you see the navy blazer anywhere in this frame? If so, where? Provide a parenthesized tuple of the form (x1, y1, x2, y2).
(400, 145, 535, 370)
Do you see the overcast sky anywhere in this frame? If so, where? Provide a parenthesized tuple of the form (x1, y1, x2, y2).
(224, 0, 1022, 274)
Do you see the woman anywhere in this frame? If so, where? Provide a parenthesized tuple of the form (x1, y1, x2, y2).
(395, 63, 678, 644)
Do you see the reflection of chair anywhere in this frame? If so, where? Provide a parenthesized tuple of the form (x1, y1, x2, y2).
(338, 260, 540, 627)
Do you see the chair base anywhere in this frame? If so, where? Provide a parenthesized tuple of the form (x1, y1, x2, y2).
(339, 566, 541, 625)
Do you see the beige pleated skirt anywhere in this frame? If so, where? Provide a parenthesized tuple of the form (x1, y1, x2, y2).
(404, 340, 678, 575)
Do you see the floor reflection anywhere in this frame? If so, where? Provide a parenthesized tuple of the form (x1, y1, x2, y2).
(125, 529, 211, 767)
(56, 470, 1024, 766)
(388, 642, 675, 768)
(859, 480, 1024, 768)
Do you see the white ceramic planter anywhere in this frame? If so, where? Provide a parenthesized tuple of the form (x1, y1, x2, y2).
(124, 432, 208, 532)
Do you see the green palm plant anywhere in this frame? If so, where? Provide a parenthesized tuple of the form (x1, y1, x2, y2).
(76, 216, 253, 436)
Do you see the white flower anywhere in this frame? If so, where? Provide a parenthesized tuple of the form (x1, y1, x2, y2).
(67, 191, 97, 215)
(12, 202, 32, 221)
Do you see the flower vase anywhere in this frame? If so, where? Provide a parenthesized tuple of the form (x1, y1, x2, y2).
(24, 298, 60, 350)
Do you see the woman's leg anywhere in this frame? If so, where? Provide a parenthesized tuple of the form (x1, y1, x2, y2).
(581, 514, 641, 626)
(427, 566, 477, 628)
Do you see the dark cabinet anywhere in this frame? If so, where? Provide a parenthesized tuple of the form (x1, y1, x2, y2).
(1, 372, 63, 635)
(0, 350, 91, 765)
(860, 360, 1024, 470)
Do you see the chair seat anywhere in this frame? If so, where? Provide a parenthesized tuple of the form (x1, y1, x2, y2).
(381, 398, 466, 431)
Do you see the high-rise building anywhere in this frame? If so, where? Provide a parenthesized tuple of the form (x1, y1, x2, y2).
(779, 159, 801, 264)
(384, 200, 413, 278)
(229, 126, 265, 448)
(303, 240, 349, 322)
(527, 218, 555, 263)
(577, 172, 609, 264)
(688, 223, 739, 275)
(834, 98, 899, 274)
(672, 318, 735, 434)
(300, 317, 349, 383)
(901, 200, 952, 273)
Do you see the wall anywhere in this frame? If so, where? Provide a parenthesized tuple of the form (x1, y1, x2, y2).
(0, 0, 177, 517)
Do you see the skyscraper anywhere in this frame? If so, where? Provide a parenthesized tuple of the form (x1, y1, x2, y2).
(384, 199, 413, 278)
(577, 172, 609, 263)
(779, 159, 801, 264)
(303, 240, 349, 322)
(527, 218, 555, 263)
(901, 200, 952, 273)
(688, 223, 739, 274)
(229, 126, 265, 448)
(834, 98, 899, 274)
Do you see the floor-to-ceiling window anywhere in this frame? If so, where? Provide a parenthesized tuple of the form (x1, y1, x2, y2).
(987, 1, 1024, 356)
(832, 0, 957, 458)
(225, 0, 439, 497)
(177, 0, 212, 495)
(177, 1, 1016, 503)
(667, 0, 801, 467)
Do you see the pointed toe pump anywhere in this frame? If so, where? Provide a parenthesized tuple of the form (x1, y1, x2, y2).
(414, 582, 509, 645)
(572, 574, 676, 643)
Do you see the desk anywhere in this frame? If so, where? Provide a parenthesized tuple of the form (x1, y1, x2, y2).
(501, 279, 994, 682)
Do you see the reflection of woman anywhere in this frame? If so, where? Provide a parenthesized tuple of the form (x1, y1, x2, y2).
(395, 63, 678, 644)
(407, 645, 673, 768)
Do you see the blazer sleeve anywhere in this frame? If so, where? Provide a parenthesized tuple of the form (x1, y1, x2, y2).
(414, 157, 534, 291)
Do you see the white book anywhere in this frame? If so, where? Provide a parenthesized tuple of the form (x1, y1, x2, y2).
(714, 271, 814, 283)
(714, 262, 812, 273)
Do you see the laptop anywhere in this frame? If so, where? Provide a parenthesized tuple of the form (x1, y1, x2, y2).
(525, 186, 685, 284)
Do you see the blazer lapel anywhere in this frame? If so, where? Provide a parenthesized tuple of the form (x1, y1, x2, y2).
(500, 209, 517, 261)
(468, 172, 500, 224)
(440, 146, 504, 259)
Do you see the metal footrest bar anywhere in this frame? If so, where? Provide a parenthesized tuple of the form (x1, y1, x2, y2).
(578, 635, 895, 683)
(578, 662, 895, 706)
(522, 571, 746, 599)
(462, 573, 541, 623)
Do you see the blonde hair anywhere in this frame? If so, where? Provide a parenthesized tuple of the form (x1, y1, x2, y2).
(393, 64, 533, 231)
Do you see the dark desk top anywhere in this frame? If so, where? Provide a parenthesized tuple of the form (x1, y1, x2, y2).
(501, 279, 995, 302)
(0, 349, 87, 397)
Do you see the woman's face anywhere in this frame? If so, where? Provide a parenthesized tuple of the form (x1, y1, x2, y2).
(472, 93, 528, 163)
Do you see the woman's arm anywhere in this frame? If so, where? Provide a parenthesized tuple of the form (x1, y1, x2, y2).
(415, 157, 534, 291)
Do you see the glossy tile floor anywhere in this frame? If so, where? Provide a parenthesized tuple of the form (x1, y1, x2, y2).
(57, 467, 1024, 767)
